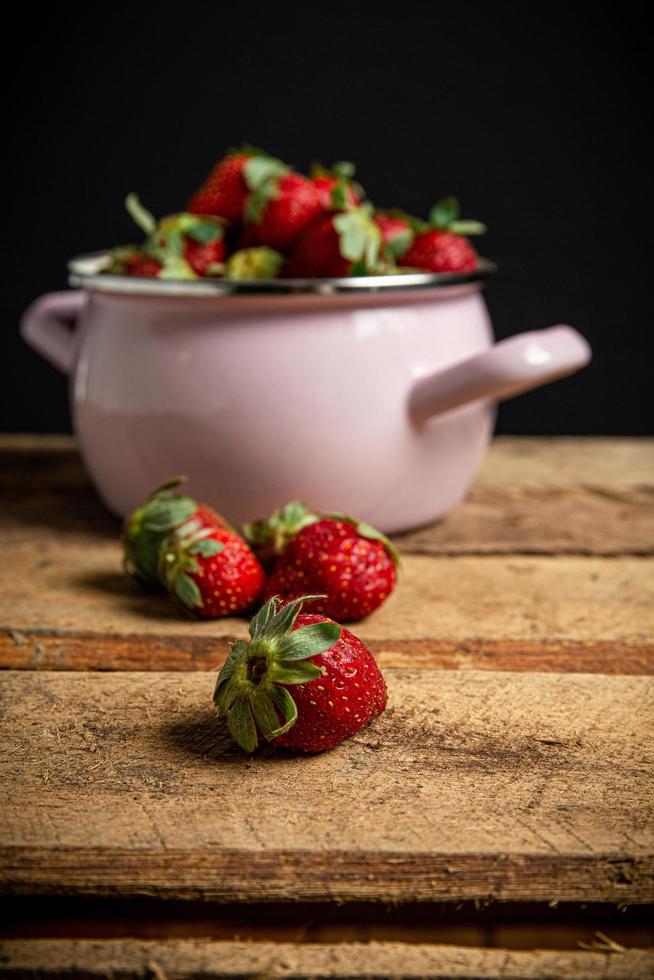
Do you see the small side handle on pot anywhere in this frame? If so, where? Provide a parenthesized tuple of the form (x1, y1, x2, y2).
(20, 291, 86, 375)
(408, 325, 591, 425)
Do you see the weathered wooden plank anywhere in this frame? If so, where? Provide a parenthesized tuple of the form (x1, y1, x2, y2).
(396, 484, 654, 556)
(1, 550, 652, 673)
(2, 671, 652, 904)
(1, 939, 652, 979)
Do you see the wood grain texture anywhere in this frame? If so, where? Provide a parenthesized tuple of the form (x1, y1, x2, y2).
(2, 670, 652, 904)
(2, 435, 653, 673)
(1, 552, 652, 673)
(1, 939, 652, 979)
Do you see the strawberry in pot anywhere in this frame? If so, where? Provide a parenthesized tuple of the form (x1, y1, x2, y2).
(399, 197, 486, 273)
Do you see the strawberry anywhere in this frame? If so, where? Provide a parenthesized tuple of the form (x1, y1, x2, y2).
(399, 197, 485, 274)
(122, 478, 226, 589)
(246, 171, 323, 250)
(400, 229, 479, 273)
(159, 516, 264, 618)
(123, 251, 163, 278)
(213, 595, 387, 752)
(310, 161, 362, 211)
(182, 236, 226, 276)
(286, 205, 382, 278)
(374, 211, 415, 260)
(117, 194, 226, 279)
(187, 147, 270, 222)
(245, 501, 399, 621)
(224, 247, 284, 280)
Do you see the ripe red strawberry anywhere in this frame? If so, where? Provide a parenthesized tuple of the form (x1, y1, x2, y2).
(245, 501, 399, 621)
(182, 236, 226, 276)
(400, 229, 478, 273)
(213, 596, 387, 752)
(312, 175, 360, 210)
(286, 206, 382, 278)
(374, 212, 415, 260)
(125, 253, 163, 278)
(122, 478, 228, 589)
(159, 517, 264, 618)
(117, 195, 226, 279)
(399, 197, 485, 274)
(310, 162, 362, 211)
(187, 150, 258, 222)
(246, 172, 323, 250)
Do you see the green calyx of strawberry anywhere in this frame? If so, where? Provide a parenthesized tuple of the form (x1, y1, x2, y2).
(333, 204, 383, 274)
(225, 247, 284, 280)
(244, 500, 400, 568)
(311, 160, 357, 181)
(214, 595, 340, 752)
(124, 194, 227, 279)
(244, 500, 319, 568)
(311, 160, 365, 210)
(226, 143, 273, 159)
(323, 513, 401, 567)
(107, 244, 141, 274)
(427, 197, 486, 236)
(159, 518, 225, 612)
(122, 477, 198, 587)
(243, 155, 291, 224)
(375, 208, 420, 259)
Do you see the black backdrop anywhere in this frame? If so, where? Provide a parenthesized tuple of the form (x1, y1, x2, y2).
(4, 5, 651, 434)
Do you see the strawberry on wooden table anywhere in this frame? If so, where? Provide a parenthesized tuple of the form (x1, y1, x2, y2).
(399, 197, 486, 274)
(245, 501, 399, 621)
(122, 478, 226, 589)
(214, 596, 388, 752)
(159, 515, 264, 619)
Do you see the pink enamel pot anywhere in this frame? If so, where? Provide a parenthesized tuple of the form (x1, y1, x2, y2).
(21, 255, 591, 533)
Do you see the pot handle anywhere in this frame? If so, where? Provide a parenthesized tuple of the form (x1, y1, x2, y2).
(408, 325, 591, 424)
(20, 291, 86, 375)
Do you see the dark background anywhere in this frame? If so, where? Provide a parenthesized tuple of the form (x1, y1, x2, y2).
(3, 5, 651, 434)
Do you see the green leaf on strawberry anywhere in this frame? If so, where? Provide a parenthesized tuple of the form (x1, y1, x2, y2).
(333, 206, 381, 270)
(429, 198, 486, 236)
(386, 229, 414, 259)
(243, 156, 289, 193)
(174, 571, 203, 608)
(244, 179, 281, 224)
(331, 161, 356, 179)
(158, 253, 198, 280)
(213, 595, 340, 750)
(125, 193, 157, 235)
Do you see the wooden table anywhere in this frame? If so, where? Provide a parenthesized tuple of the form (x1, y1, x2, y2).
(1, 436, 653, 978)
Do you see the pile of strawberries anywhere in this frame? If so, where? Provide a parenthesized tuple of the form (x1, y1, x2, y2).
(123, 483, 399, 754)
(108, 146, 486, 281)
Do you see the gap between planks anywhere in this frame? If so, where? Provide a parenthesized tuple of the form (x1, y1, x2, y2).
(1, 553, 653, 673)
(1, 629, 653, 674)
